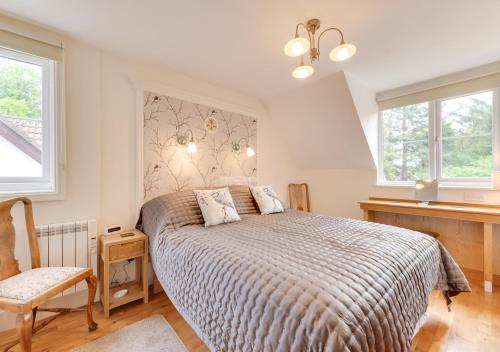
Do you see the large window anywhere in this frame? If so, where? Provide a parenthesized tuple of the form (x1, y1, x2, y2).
(379, 89, 498, 187)
(0, 47, 57, 194)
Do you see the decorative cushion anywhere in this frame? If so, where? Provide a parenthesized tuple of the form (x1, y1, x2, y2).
(0, 267, 87, 302)
(193, 188, 241, 227)
(152, 190, 205, 229)
(140, 186, 258, 231)
(250, 185, 285, 214)
(228, 185, 259, 214)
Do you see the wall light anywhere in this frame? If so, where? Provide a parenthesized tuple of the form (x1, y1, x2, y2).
(284, 18, 356, 79)
(232, 138, 255, 158)
(177, 129, 196, 153)
(246, 146, 255, 157)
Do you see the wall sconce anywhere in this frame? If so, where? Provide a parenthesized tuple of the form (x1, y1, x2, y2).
(177, 129, 196, 153)
(232, 138, 255, 157)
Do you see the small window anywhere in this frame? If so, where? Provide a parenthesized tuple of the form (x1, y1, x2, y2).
(378, 89, 499, 187)
(0, 47, 57, 195)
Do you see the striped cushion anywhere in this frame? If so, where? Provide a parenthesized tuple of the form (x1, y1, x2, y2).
(228, 185, 259, 215)
(150, 186, 258, 229)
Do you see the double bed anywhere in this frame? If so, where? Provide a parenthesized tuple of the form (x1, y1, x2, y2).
(138, 186, 470, 352)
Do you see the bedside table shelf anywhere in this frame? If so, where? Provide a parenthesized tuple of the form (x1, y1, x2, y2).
(105, 281, 144, 309)
(98, 230, 149, 318)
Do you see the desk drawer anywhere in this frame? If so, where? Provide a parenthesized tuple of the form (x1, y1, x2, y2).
(109, 240, 144, 261)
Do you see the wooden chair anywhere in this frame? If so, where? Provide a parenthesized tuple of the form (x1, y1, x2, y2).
(0, 197, 97, 352)
(288, 183, 310, 212)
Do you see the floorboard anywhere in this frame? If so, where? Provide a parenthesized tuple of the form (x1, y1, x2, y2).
(0, 269, 498, 351)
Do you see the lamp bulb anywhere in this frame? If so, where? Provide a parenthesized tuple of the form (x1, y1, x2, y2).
(329, 43, 357, 62)
(246, 146, 255, 157)
(292, 64, 314, 79)
(186, 141, 197, 153)
(284, 37, 310, 57)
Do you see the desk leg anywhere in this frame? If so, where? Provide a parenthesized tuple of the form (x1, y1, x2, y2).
(363, 210, 374, 221)
(484, 223, 493, 293)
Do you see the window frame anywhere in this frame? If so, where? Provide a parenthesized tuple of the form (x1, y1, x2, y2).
(377, 88, 500, 188)
(0, 46, 64, 199)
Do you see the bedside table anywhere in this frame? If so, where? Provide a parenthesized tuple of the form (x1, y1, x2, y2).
(98, 229, 149, 318)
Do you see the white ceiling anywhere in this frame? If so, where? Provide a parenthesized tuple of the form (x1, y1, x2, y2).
(0, 0, 499, 99)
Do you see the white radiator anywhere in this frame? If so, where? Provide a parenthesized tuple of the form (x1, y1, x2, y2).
(34, 220, 98, 296)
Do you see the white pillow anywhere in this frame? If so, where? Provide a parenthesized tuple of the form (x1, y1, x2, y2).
(250, 185, 285, 215)
(193, 188, 241, 227)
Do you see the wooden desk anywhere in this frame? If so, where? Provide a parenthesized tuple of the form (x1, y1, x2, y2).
(359, 197, 499, 292)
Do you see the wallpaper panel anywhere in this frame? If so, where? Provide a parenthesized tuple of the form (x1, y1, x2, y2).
(143, 92, 257, 201)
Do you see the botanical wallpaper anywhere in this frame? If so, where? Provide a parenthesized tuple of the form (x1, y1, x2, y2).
(143, 91, 257, 201)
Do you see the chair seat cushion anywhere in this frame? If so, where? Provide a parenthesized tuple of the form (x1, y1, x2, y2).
(0, 267, 87, 302)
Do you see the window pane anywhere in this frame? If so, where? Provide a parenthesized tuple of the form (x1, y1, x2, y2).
(441, 91, 493, 178)
(382, 103, 429, 181)
(0, 55, 42, 177)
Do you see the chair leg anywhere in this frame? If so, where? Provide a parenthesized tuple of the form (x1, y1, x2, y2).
(31, 308, 37, 332)
(16, 311, 33, 352)
(85, 275, 98, 331)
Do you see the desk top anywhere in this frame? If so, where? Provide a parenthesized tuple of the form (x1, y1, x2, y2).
(359, 197, 500, 223)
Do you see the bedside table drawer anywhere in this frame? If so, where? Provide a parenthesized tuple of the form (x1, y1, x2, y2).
(109, 240, 144, 261)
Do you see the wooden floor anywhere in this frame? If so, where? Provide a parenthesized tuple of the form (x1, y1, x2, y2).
(1, 269, 498, 352)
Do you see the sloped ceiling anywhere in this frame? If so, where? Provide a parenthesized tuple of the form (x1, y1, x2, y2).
(265, 72, 375, 170)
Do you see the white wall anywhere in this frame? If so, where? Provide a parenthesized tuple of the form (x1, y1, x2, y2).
(299, 169, 375, 219)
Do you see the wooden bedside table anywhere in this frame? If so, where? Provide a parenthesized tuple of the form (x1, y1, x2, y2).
(98, 229, 149, 318)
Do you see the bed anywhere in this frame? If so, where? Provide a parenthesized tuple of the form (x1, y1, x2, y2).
(137, 186, 470, 352)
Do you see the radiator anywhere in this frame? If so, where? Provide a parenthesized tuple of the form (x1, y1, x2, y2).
(34, 220, 98, 296)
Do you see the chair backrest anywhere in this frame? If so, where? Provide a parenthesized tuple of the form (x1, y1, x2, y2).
(0, 197, 40, 281)
(288, 183, 310, 212)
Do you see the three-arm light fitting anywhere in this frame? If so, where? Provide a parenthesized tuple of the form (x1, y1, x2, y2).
(284, 18, 356, 79)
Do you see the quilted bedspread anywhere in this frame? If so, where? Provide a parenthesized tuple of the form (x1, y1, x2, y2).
(140, 209, 470, 352)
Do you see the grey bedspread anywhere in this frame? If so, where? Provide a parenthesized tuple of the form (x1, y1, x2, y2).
(140, 208, 470, 352)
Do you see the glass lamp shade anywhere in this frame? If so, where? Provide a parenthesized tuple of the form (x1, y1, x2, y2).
(246, 146, 255, 157)
(186, 141, 197, 153)
(292, 64, 314, 79)
(329, 43, 357, 62)
(284, 37, 310, 57)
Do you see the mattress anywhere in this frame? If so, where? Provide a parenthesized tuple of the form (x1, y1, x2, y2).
(139, 206, 470, 352)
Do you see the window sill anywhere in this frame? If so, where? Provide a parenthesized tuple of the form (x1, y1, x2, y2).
(375, 182, 495, 191)
(0, 189, 65, 202)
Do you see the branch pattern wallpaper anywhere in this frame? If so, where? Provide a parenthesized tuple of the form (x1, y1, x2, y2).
(143, 91, 258, 201)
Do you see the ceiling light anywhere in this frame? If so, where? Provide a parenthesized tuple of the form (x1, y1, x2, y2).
(329, 43, 357, 62)
(292, 63, 314, 79)
(284, 18, 356, 79)
(284, 37, 310, 57)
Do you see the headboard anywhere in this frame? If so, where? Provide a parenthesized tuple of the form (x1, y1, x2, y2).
(138, 89, 258, 204)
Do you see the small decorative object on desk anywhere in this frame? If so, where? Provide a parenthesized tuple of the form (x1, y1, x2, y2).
(415, 179, 438, 205)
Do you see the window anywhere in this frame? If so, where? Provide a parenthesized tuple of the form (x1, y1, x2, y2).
(0, 47, 58, 195)
(378, 89, 499, 187)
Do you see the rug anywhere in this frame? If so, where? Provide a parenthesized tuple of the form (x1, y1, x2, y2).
(73, 315, 188, 352)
